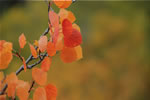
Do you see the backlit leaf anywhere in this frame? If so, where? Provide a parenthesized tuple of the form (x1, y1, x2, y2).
(60, 47, 77, 63)
(53, 0, 72, 8)
(45, 84, 57, 100)
(0, 95, 6, 100)
(49, 11, 59, 28)
(72, 23, 80, 32)
(47, 42, 56, 57)
(22, 57, 27, 72)
(38, 36, 48, 52)
(62, 19, 72, 36)
(19, 33, 26, 49)
(0, 40, 13, 69)
(33, 87, 46, 100)
(16, 87, 29, 100)
(55, 33, 64, 51)
(32, 68, 47, 86)
(75, 45, 83, 60)
(6, 72, 18, 84)
(41, 57, 52, 72)
(29, 43, 37, 58)
(64, 28, 82, 47)
(7, 82, 17, 98)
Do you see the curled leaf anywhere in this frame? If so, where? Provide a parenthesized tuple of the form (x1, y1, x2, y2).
(29, 43, 37, 58)
(22, 57, 27, 72)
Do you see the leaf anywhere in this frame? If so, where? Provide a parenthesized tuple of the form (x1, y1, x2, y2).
(60, 47, 77, 63)
(32, 68, 47, 86)
(22, 57, 27, 72)
(59, 9, 76, 23)
(41, 57, 52, 72)
(29, 43, 37, 58)
(0, 71, 4, 81)
(7, 82, 17, 98)
(64, 28, 82, 47)
(0, 40, 13, 70)
(55, 33, 64, 51)
(45, 84, 57, 100)
(49, 11, 59, 28)
(16, 87, 29, 100)
(62, 19, 72, 36)
(47, 41, 56, 57)
(75, 45, 83, 60)
(33, 87, 47, 100)
(6, 72, 18, 84)
(38, 36, 48, 52)
(53, 0, 72, 8)
(19, 33, 26, 49)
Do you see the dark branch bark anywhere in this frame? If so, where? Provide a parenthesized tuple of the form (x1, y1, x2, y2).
(28, 81, 35, 93)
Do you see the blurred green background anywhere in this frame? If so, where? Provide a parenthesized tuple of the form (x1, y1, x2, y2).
(0, 1, 150, 100)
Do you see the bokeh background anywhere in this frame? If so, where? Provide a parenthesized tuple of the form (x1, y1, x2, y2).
(0, 0, 150, 100)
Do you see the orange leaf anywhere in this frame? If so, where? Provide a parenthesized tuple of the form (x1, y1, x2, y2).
(22, 57, 27, 72)
(47, 42, 56, 57)
(60, 47, 77, 63)
(49, 11, 59, 28)
(32, 68, 47, 86)
(6, 72, 18, 84)
(0, 40, 13, 70)
(0, 71, 4, 81)
(41, 57, 52, 72)
(38, 36, 48, 52)
(29, 43, 37, 58)
(7, 82, 17, 98)
(45, 84, 57, 100)
(53, 0, 72, 8)
(33, 87, 47, 100)
(64, 28, 82, 47)
(19, 33, 26, 49)
(55, 33, 64, 51)
(75, 45, 83, 60)
(16, 87, 29, 100)
(62, 19, 72, 36)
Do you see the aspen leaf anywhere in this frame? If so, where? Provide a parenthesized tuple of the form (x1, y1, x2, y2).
(38, 36, 48, 52)
(33, 87, 47, 100)
(22, 57, 27, 72)
(49, 11, 59, 28)
(55, 33, 64, 51)
(64, 28, 82, 47)
(53, 0, 72, 8)
(6, 72, 18, 84)
(29, 43, 37, 58)
(62, 19, 72, 36)
(41, 57, 52, 72)
(32, 68, 47, 86)
(75, 45, 83, 60)
(0, 40, 13, 69)
(0, 71, 4, 81)
(19, 33, 26, 48)
(16, 87, 29, 100)
(7, 82, 17, 98)
(60, 47, 77, 63)
(45, 84, 57, 100)
(47, 42, 56, 57)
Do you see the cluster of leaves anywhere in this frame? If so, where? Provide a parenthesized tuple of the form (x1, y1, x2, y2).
(0, 0, 83, 100)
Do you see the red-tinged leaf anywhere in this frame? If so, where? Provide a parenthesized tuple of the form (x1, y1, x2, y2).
(64, 28, 82, 47)
(47, 42, 56, 57)
(75, 45, 83, 60)
(0, 40, 13, 70)
(72, 23, 80, 32)
(38, 36, 48, 52)
(49, 11, 59, 28)
(53, 26, 59, 45)
(19, 33, 26, 49)
(22, 57, 27, 72)
(62, 19, 72, 36)
(29, 43, 37, 58)
(33, 87, 47, 100)
(45, 84, 57, 100)
(32, 68, 47, 86)
(60, 47, 77, 63)
(41, 57, 52, 72)
(53, 0, 72, 8)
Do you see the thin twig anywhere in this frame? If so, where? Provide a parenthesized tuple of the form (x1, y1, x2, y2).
(28, 81, 35, 93)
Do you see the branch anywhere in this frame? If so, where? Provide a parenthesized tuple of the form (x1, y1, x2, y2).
(28, 81, 35, 93)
